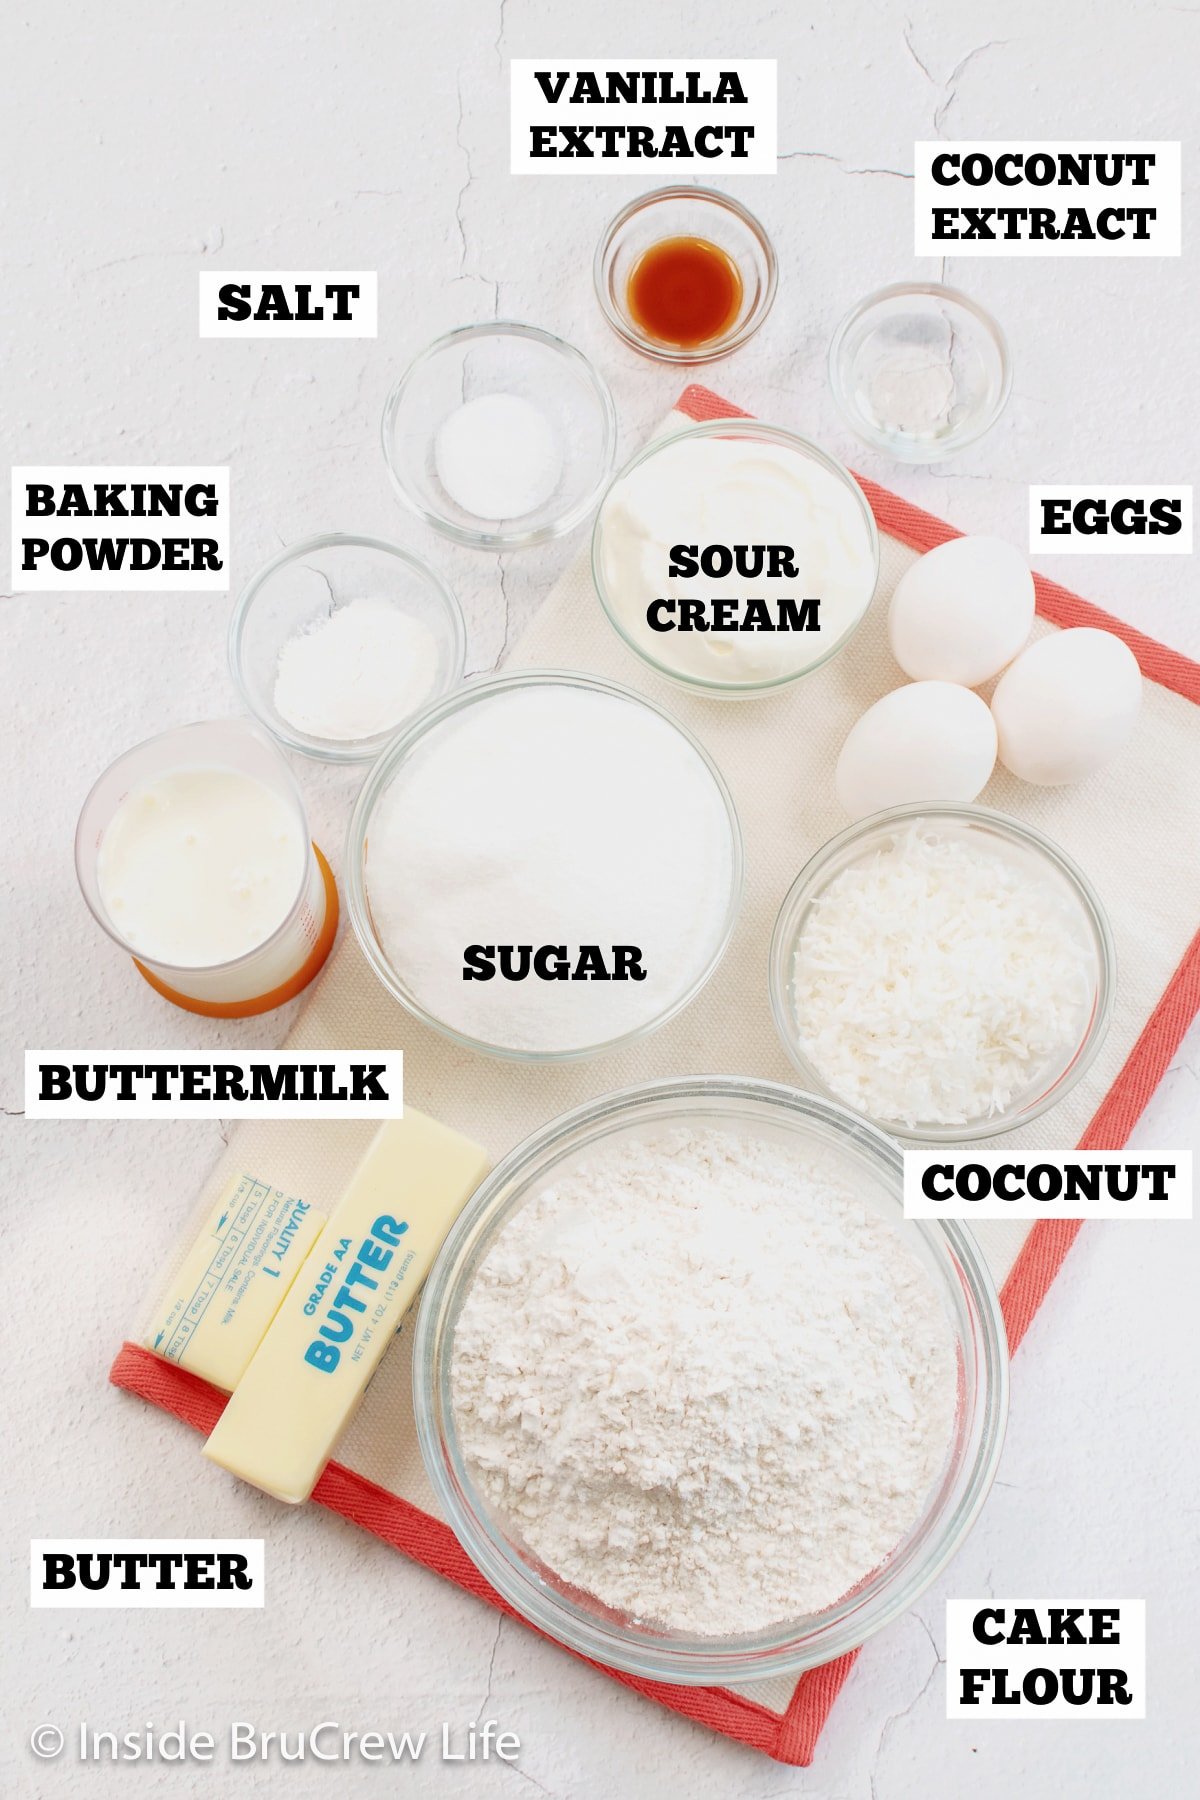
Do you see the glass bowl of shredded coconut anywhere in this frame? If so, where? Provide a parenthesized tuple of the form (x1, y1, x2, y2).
(413, 1077, 1008, 1683)
(346, 670, 743, 1061)
(770, 804, 1116, 1141)
(230, 533, 466, 763)
(381, 323, 618, 549)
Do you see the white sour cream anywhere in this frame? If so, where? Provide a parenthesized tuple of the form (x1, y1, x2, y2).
(596, 434, 877, 687)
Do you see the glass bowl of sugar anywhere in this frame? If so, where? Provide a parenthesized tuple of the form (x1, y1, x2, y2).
(230, 532, 466, 764)
(413, 1075, 1009, 1684)
(381, 322, 618, 549)
(345, 670, 743, 1061)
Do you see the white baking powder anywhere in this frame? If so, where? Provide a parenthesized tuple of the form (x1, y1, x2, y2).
(364, 684, 736, 1054)
(273, 596, 439, 742)
(451, 1127, 957, 1635)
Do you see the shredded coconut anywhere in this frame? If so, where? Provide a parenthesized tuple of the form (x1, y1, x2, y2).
(450, 1127, 957, 1636)
(791, 822, 1094, 1128)
(273, 596, 439, 742)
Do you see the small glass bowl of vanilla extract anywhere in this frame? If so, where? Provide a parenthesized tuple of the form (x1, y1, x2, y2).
(594, 186, 778, 364)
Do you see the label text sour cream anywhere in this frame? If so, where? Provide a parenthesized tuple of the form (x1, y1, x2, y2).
(595, 432, 877, 688)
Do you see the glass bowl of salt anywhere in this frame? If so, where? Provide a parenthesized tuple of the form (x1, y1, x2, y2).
(381, 322, 618, 549)
(229, 532, 467, 764)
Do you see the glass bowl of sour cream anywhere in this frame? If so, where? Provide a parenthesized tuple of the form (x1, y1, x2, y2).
(591, 419, 880, 697)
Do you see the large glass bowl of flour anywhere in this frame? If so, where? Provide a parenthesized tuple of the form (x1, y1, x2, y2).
(413, 1077, 1008, 1684)
(345, 671, 743, 1060)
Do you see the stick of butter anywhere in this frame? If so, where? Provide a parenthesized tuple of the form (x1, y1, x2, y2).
(144, 1175, 326, 1391)
(202, 1110, 490, 1504)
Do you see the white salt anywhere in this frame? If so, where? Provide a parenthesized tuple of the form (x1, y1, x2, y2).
(434, 393, 561, 521)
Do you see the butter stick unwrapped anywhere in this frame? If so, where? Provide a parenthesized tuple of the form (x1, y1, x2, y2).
(203, 1111, 490, 1504)
(144, 1175, 326, 1392)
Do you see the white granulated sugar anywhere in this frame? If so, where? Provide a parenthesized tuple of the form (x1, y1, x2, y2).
(451, 1128, 956, 1636)
(273, 596, 439, 742)
(792, 824, 1094, 1128)
(364, 686, 735, 1054)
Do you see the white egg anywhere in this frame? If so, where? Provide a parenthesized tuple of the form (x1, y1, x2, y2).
(889, 535, 1035, 687)
(991, 628, 1142, 785)
(835, 681, 998, 821)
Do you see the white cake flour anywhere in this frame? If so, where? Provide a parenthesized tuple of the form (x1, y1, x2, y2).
(450, 1127, 957, 1636)
(364, 685, 736, 1054)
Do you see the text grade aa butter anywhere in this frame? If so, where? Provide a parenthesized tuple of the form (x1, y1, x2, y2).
(144, 1174, 325, 1391)
(202, 1111, 490, 1503)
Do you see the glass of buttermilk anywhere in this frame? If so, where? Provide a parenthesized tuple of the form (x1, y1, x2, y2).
(75, 719, 335, 1016)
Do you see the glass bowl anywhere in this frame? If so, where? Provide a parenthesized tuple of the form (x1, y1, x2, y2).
(828, 283, 1012, 462)
(74, 718, 335, 1012)
(591, 419, 879, 698)
(594, 186, 777, 364)
(229, 533, 466, 764)
(413, 1075, 1009, 1684)
(344, 670, 743, 1062)
(380, 322, 618, 549)
(769, 804, 1116, 1142)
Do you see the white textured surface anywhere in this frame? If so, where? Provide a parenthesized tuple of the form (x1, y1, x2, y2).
(2, 3, 1198, 1796)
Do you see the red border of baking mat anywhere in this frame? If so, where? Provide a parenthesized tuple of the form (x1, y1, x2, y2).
(110, 384, 1200, 1766)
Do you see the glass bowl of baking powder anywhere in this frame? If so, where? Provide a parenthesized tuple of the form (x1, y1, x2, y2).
(413, 1076, 1008, 1684)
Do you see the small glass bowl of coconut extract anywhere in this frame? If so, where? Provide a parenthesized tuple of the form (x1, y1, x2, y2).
(828, 283, 1012, 463)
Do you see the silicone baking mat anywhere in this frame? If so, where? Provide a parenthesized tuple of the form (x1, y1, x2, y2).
(111, 386, 1200, 1765)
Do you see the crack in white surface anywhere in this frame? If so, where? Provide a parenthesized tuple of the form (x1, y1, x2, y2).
(469, 553, 512, 675)
(454, 69, 500, 314)
(903, 22, 936, 84)
(74, 244, 196, 282)
(779, 148, 913, 180)
(868, 1634, 944, 1800)
(500, 1761, 557, 1800)
(935, 41, 1009, 131)
(328, 355, 371, 429)
(219, 362, 269, 464)
(903, 25, 1009, 134)
(912, 1610, 945, 1666)
(495, 556, 512, 666)
(477, 1610, 504, 1717)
